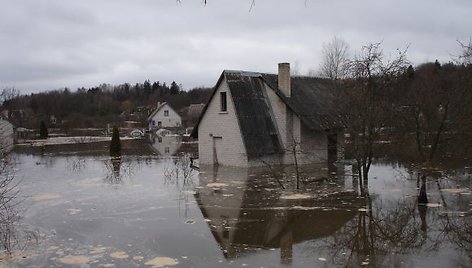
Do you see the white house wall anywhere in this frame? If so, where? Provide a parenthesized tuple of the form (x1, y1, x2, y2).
(198, 78, 248, 167)
(150, 104, 182, 128)
(0, 119, 14, 155)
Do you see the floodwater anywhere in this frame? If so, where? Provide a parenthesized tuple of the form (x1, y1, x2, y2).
(1, 148, 471, 267)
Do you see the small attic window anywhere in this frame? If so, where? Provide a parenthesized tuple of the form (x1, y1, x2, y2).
(220, 92, 227, 112)
(164, 110, 169, 117)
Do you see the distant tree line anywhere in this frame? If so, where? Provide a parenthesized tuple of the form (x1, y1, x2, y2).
(1, 80, 212, 129)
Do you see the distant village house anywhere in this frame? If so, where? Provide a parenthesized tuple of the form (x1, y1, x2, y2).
(192, 63, 345, 167)
(147, 102, 182, 130)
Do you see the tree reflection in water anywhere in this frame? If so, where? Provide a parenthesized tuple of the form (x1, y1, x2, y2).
(103, 156, 137, 184)
(432, 168, 472, 263)
(163, 153, 197, 218)
(326, 165, 472, 267)
(327, 190, 428, 267)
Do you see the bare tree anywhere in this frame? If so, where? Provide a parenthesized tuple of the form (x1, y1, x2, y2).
(344, 42, 409, 185)
(393, 59, 472, 164)
(319, 37, 350, 80)
(0, 88, 19, 106)
(457, 39, 472, 65)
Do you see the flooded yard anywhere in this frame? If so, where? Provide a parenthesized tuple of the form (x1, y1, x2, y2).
(1, 148, 471, 267)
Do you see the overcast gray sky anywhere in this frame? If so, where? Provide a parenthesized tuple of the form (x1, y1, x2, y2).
(1, 0, 471, 93)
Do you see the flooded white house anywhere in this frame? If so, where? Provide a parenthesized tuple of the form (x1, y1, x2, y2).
(147, 102, 182, 130)
(0, 117, 14, 155)
(192, 63, 345, 167)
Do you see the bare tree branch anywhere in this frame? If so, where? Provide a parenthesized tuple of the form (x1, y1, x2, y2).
(319, 37, 350, 80)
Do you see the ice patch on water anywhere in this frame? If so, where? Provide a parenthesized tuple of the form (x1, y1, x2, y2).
(57, 255, 90, 265)
(206, 183, 228, 188)
(280, 193, 311, 200)
(110, 251, 129, 259)
(144, 257, 178, 267)
(441, 188, 469, 194)
(32, 193, 62, 201)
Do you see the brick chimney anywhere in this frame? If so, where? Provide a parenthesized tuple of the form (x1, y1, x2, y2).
(278, 63, 291, 97)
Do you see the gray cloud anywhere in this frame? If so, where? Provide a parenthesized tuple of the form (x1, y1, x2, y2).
(1, 0, 471, 93)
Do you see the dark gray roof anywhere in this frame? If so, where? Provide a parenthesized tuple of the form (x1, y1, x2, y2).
(261, 74, 345, 130)
(225, 71, 283, 159)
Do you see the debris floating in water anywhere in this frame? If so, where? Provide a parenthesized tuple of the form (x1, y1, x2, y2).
(67, 208, 81, 215)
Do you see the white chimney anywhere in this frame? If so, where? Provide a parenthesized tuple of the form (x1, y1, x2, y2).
(278, 63, 291, 97)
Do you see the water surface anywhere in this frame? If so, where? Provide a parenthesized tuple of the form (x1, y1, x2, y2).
(2, 151, 471, 267)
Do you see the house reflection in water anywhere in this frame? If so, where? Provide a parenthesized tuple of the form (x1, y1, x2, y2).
(194, 165, 360, 265)
(148, 134, 182, 156)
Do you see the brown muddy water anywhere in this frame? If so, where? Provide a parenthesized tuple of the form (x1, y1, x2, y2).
(1, 147, 471, 267)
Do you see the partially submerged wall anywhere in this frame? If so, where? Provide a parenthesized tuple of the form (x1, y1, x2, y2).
(198, 78, 248, 167)
(0, 119, 14, 155)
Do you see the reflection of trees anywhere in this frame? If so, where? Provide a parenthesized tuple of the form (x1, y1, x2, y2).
(327, 188, 428, 267)
(163, 153, 197, 218)
(330, 164, 472, 267)
(0, 155, 37, 255)
(0, 155, 19, 254)
(444, 215, 472, 260)
(433, 173, 472, 261)
(103, 156, 136, 184)
(163, 153, 196, 189)
(66, 157, 86, 173)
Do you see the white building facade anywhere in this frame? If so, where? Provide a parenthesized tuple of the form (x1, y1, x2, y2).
(148, 102, 182, 130)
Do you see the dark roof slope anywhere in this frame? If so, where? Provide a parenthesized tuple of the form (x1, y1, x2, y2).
(225, 71, 283, 159)
(261, 74, 345, 130)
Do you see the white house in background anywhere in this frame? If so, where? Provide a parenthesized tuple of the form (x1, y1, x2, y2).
(192, 63, 345, 168)
(0, 118, 14, 155)
(147, 102, 182, 130)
